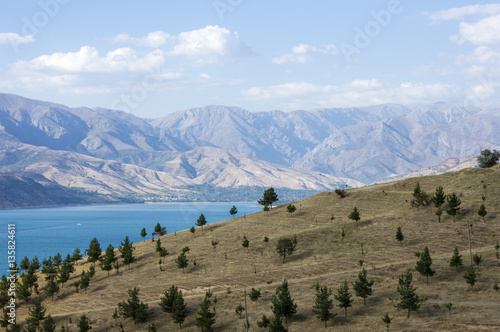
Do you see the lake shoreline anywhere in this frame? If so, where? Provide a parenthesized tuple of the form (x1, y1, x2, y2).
(0, 199, 264, 211)
(0, 202, 262, 273)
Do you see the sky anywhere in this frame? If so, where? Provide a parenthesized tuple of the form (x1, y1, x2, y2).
(1, 0, 500, 118)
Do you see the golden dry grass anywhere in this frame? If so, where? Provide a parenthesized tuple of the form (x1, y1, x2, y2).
(12, 166, 500, 331)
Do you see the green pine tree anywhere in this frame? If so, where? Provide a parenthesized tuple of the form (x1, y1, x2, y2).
(334, 281, 352, 317)
(348, 206, 360, 227)
(154, 222, 167, 238)
(155, 238, 163, 253)
(230, 205, 238, 219)
(41, 314, 56, 332)
(42, 257, 56, 281)
(141, 228, 148, 241)
(17, 276, 31, 303)
(410, 182, 430, 208)
(395, 226, 404, 244)
(242, 235, 249, 250)
(77, 314, 92, 332)
(101, 244, 117, 277)
(268, 315, 288, 331)
(196, 213, 208, 231)
(88, 264, 95, 279)
(258, 187, 279, 210)
(195, 290, 216, 332)
(249, 288, 261, 301)
(395, 271, 420, 318)
(463, 265, 477, 291)
(257, 314, 271, 329)
(43, 275, 60, 300)
(449, 247, 463, 270)
(159, 285, 179, 314)
(271, 279, 297, 324)
(140, 227, 147, 240)
(175, 252, 189, 272)
(381, 313, 392, 332)
(117, 287, 148, 325)
(312, 285, 336, 327)
(472, 253, 483, 269)
(26, 299, 46, 330)
(415, 246, 435, 285)
(72, 248, 83, 264)
(172, 290, 187, 329)
(86, 238, 101, 264)
(20, 256, 30, 272)
(477, 204, 487, 222)
(30, 256, 41, 270)
(235, 303, 245, 319)
(79, 273, 90, 294)
(24, 264, 39, 292)
(352, 268, 374, 305)
(119, 236, 136, 269)
(432, 186, 446, 208)
(52, 253, 62, 268)
(446, 192, 461, 222)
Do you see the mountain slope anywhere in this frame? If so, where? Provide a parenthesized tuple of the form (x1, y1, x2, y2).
(11, 166, 500, 331)
(295, 107, 500, 182)
(0, 94, 361, 205)
(1, 92, 500, 206)
(0, 143, 360, 195)
(0, 172, 114, 209)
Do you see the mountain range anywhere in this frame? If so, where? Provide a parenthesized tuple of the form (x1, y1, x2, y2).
(1, 92, 499, 206)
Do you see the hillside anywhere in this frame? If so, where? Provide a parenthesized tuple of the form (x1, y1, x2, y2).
(9, 166, 500, 331)
(0, 172, 116, 209)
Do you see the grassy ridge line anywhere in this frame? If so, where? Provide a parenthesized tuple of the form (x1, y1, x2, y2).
(13, 166, 500, 331)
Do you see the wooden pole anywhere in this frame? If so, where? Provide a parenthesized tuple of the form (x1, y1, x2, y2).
(244, 289, 249, 332)
(467, 219, 473, 266)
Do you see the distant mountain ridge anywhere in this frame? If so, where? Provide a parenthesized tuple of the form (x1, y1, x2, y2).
(1, 92, 499, 206)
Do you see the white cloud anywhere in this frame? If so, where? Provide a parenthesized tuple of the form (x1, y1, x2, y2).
(457, 46, 500, 66)
(425, 4, 500, 21)
(272, 43, 338, 64)
(0, 33, 35, 45)
(455, 46, 500, 81)
(243, 80, 461, 108)
(4, 46, 182, 99)
(168, 25, 255, 64)
(349, 79, 382, 89)
(451, 14, 500, 45)
(112, 31, 172, 48)
(110, 26, 255, 64)
(12, 46, 165, 73)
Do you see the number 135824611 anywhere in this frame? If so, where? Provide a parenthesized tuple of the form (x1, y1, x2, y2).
(7, 224, 16, 271)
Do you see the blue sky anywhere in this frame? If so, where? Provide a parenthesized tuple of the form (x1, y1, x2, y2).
(1, 0, 500, 117)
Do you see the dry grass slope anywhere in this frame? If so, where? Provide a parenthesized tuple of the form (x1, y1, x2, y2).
(13, 166, 500, 331)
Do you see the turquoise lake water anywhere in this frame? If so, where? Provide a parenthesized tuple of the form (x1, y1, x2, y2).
(0, 202, 261, 274)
